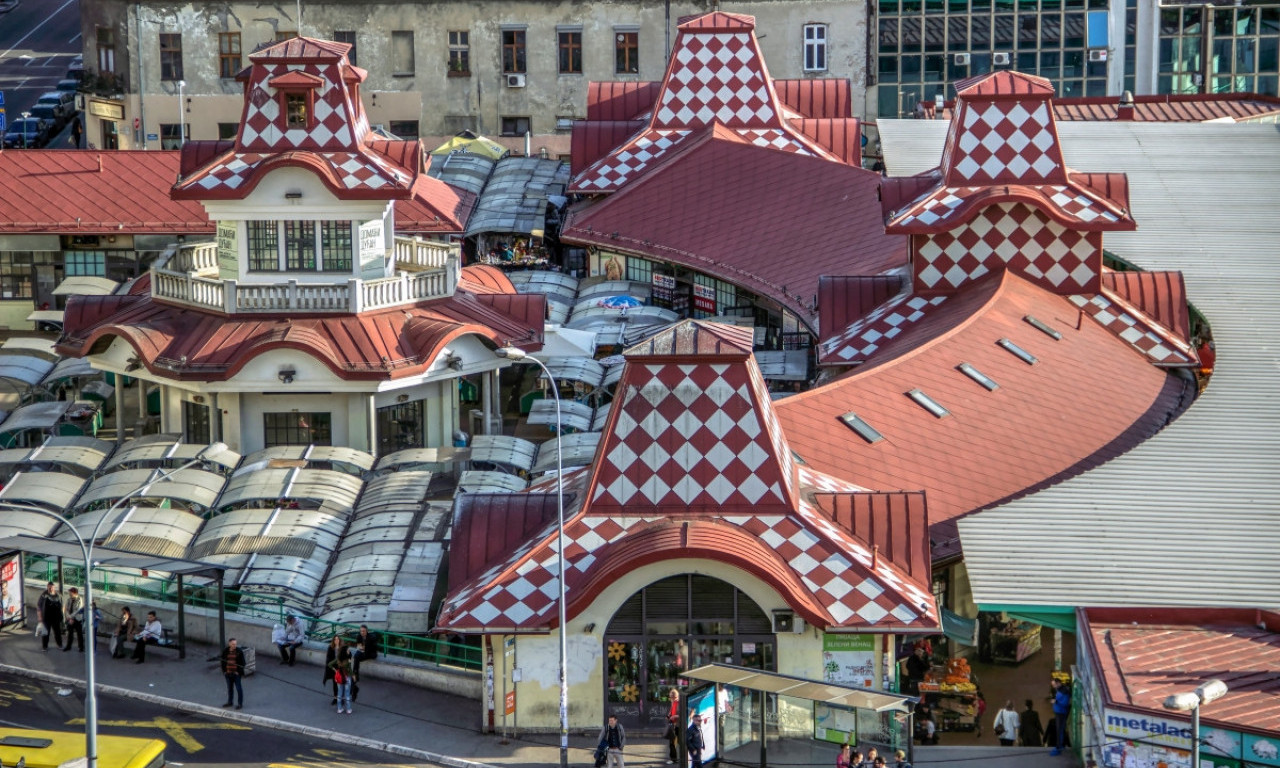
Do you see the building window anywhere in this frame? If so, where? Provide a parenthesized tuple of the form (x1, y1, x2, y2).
(624, 255, 654, 283)
(285, 93, 308, 127)
(247, 220, 279, 272)
(183, 400, 211, 445)
(159, 123, 185, 150)
(615, 30, 639, 74)
(284, 220, 316, 270)
(63, 251, 106, 277)
(376, 400, 424, 455)
(804, 24, 829, 71)
(159, 33, 183, 81)
(448, 30, 470, 75)
(388, 120, 419, 139)
(0, 252, 53, 298)
(1159, 5, 1279, 97)
(97, 28, 115, 73)
(500, 116, 531, 136)
(217, 122, 237, 140)
(559, 29, 583, 74)
(333, 30, 356, 64)
(319, 221, 352, 272)
(502, 29, 527, 73)
(275, 30, 297, 42)
(263, 412, 332, 447)
(392, 30, 415, 75)
(219, 32, 242, 78)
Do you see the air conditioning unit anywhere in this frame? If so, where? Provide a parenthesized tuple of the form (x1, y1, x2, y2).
(993, 52, 1011, 66)
(953, 53, 970, 66)
(506, 73, 526, 88)
(1088, 48, 1108, 62)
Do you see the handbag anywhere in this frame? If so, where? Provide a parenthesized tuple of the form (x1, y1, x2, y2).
(995, 721, 1006, 737)
(108, 634, 120, 655)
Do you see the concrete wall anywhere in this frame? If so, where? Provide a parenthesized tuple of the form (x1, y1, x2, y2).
(83, 0, 870, 153)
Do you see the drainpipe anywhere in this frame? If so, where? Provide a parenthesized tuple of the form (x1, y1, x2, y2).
(135, 3, 147, 148)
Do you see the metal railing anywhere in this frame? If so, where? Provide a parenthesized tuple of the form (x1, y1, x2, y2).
(23, 555, 481, 671)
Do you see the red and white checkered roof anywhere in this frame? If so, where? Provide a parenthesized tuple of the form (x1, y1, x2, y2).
(571, 13, 840, 192)
(1069, 291, 1197, 367)
(819, 291, 948, 365)
(175, 37, 415, 200)
(437, 320, 940, 632)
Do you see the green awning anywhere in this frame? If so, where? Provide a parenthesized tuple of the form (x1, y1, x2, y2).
(942, 608, 978, 646)
(979, 604, 1077, 633)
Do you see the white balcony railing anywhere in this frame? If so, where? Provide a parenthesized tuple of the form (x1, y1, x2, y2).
(150, 237, 460, 314)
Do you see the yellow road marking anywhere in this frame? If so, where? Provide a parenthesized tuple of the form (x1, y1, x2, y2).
(68, 716, 250, 753)
(0, 682, 37, 708)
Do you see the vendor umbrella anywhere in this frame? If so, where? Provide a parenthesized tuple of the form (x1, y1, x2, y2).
(429, 130, 509, 161)
(597, 295, 643, 309)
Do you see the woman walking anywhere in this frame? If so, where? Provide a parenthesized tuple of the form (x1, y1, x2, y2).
(665, 688, 681, 764)
(1020, 699, 1045, 747)
(993, 700, 1020, 747)
(322, 636, 343, 705)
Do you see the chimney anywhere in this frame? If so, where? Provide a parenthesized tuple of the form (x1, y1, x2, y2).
(1117, 90, 1136, 121)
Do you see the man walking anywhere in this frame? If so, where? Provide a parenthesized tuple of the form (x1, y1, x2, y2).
(36, 582, 64, 651)
(220, 638, 246, 710)
(687, 713, 706, 768)
(596, 714, 626, 768)
(62, 586, 85, 652)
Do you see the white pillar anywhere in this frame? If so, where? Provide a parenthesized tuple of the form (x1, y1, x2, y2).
(138, 380, 147, 419)
(114, 379, 126, 444)
(210, 393, 221, 443)
(482, 373, 493, 436)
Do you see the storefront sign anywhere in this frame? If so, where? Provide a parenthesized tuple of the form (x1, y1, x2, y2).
(1244, 733, 1280, 767)
(822, 634, 876, 687)
(358, 220, 384, 278)
(652, 273, 676, 289)
(1104, 708, 1194, 749)
(0, 554, 20, 626)
(504, 690, 516, 715)
(88, 99, 124, 120)
(216, 220, 238, 278)
(693, 283, 716, 314)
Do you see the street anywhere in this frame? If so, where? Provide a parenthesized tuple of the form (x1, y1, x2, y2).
(0, 0, 80, 133)
(0, 673, 441, 768)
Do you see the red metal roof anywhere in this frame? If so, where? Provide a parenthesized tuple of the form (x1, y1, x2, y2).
(393, 174, 475, 234)
(569, 120, 645, 174)
(773, 79, 853, 119)
(810, 490, 930, 582)
(1102, 269, 1191, 343)
(0, 151, 212, 235)
(955, 70, 1054, 97)
(586, 81, 660, 121)
(563, 127, 905, 326)
(458, 265, 517, 295)
(818, 275, 908, 349)
(1054, 92, 1280, 122)
(1081, 607, 1280, 737)
(790, 118, 862, 166)
(56, 288, 544, 382)
(776, 270, 1192, 560)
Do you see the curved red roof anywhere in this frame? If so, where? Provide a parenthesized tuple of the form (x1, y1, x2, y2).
(458, 265, 517, 294)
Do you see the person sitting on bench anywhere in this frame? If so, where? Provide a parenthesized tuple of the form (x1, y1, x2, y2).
(132, 611, 162, 664)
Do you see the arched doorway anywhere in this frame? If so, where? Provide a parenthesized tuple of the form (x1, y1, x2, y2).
(603, 574, 776, 731)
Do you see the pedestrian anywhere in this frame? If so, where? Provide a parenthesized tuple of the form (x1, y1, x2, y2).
(62, 586, 85, 652)
(323, 636, 343, 705)
(922, 715, 937, 745)
(596, 713, 626, 768)
(70, 116, 82, 149)
(664, 688, 680, 764)
(994, 700, 1020, 747)
(904, 646, 929, 695)
(131, 611, 162, 663)
(346, 639, 361, 702)
(275, 615, 305, 666)
(866, 746, 880, 766)
(112, 607, 137, 659)
(90, 601, 103, 653)
(329, 643, 354, 714)
(836, 743, 854, 768)
(36, 582, 64, 652)
(893, 749, 912, 768)
(351, 624, 377, 676)
(1049, 679, 1071, 755)
(220, 637, 246, 710)
(974, 691, 987, 737)
(1020, 699, 1044, 747)
(686, 713, 705, 768)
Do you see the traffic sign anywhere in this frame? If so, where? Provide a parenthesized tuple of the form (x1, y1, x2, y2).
(0, 107, 6, 135)
(0, 91, 6, 105)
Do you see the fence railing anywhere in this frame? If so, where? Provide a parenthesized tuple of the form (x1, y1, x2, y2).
(23, 555, 481, 671)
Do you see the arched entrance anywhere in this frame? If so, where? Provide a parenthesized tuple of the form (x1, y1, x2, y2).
(603, 574, 776, 731)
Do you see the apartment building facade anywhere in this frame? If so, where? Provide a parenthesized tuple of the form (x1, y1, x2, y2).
(79, 0, 869, 154)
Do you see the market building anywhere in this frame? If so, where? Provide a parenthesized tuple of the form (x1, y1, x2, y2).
(437, 319, 940, 734)
(54, 37, 545, 455)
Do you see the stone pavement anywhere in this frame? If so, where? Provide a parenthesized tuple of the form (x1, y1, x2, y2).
(0, 629, 1077, 768)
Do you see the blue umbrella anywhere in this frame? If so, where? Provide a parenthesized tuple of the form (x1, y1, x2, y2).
(597, 295, 643, 309)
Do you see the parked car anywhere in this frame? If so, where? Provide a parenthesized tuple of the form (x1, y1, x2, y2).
(3, 117, 51, 148)
(56, 78, 81, 93)
(35, 91, 76, 123)
(66, 54, 85, 81)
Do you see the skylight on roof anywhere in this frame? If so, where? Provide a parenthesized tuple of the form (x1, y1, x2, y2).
(839, 412, 884, 444)
(907, 389, 951, 418)
(957, 362, 1000, 391)
(1024, 315, 1063, 340)
(997, 338, 1038, 365)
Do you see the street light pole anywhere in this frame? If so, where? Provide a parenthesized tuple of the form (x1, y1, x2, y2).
(5, 441, 227, 768)
(495, 347, 568, 768)
(1163, 679, 1228, 768)
(20, 110, 31, 149)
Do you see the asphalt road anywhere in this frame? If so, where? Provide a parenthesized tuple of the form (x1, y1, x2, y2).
(0, 0, 81, 130)
(0, 672, 440, 768)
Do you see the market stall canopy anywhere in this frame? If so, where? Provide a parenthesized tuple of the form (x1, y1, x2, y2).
(41, 356, 96, 385)
(0, 401, 72, 441)
(682, 663, 915, 713)
(427, 151, 498, 197)
(239, 445, 373, 477)
(26, 310, 65, 325)
(530, 432, 601, 475)
(429, 131, 509, 161)
(216, 467, 362, 515)
(0, 469, 86, 510)
(53, 276, 120, 296)
(73, 467, 227, 514)
(456, 470, 528, 494)
(102, 437, 242, 475)
(0, 436, 113, 478)
(372, 446, 470, 474)
(1, 337, 59, 361)
(469, 435, 537, 474)
(0, 355, 57, 395)
(534, 326, 598, 361)
(465, 156, 569, 237)
(0, 534, 226, 581)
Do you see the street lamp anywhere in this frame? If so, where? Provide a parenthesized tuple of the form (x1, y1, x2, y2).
(1163, 679, 1228, 768)
(495, 346, 568, 768)
(20, 110, 31, 149)
(5, 441, 228, 768)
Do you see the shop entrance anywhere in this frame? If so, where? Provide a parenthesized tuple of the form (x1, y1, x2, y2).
(604, 574, 775, 732)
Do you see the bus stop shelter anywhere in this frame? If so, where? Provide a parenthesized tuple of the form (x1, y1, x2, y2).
(0, 535, 228, 657)
(679, 663, 917, 768)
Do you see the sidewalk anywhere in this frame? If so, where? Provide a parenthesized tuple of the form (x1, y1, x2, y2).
(0, 629, 1077, 768)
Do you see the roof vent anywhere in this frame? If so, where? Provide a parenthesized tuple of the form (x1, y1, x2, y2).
(839, 411, 884, 444)
(997, 338, 1038, 365)
(957, 362, 999, 391)
(1023, 315, 1062, 340)
(907, 389, 951, 418)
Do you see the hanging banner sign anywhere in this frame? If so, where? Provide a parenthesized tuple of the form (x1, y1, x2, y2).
(693, 283, 716, 313)
(651, 273, 675, 289)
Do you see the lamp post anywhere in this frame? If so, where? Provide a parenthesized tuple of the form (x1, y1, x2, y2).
(20, 110, 31, 149)
(6, 441, 227, 768)
(495, 346, 567, 768)
(1163, 679, 1228, 768)
(176, 80, 186, 148)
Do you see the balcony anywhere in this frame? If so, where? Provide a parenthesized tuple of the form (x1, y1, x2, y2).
(150, 237, 459, 314)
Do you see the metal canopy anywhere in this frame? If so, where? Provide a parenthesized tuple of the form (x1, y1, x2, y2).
(374, 446, 470, 472)
(681, 663, 915, 713)
(0, 401, 72, 435)
(41, 356, 96, 384)
(240, 445, 374, 475)
(103, 439, 242, 473)
(469, 435, 537, 473)
(0, 533, 225, 579)
(456, 470, 528, 494)
(0, 337, 59, 360)
(542, 357, 605, 388)
(527, 399, 595, 432)
(0, 355, 56, 389)
(0, 470, 87, 509)
(53, 275, 120, 296)
(531, 432, 601, 475)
